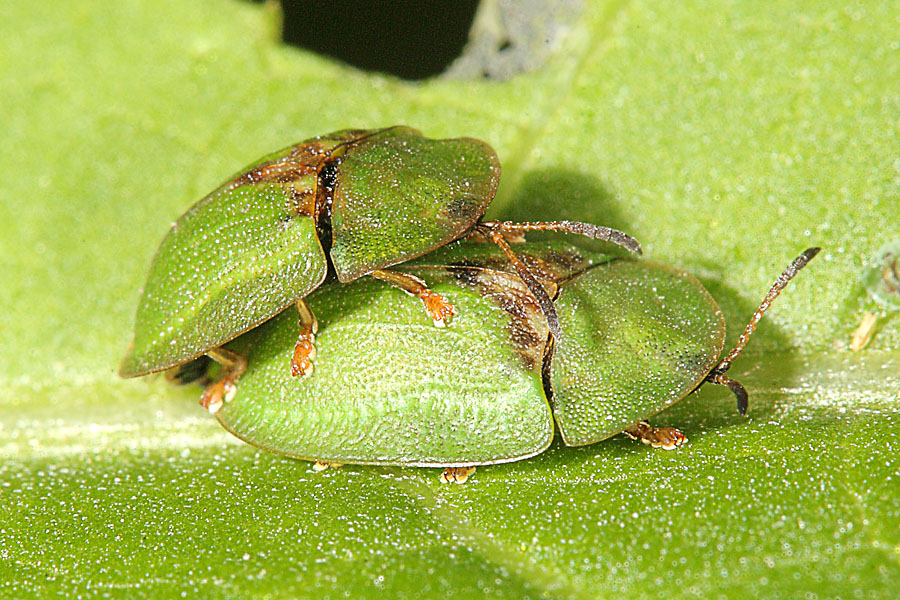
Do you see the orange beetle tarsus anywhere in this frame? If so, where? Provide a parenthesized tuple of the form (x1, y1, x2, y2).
(291, 331, 317, 377)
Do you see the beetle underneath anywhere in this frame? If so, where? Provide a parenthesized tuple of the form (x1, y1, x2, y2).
(191, 242, 818, 482)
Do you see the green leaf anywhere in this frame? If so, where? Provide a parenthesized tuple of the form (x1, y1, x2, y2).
(2, 1, 898, 598)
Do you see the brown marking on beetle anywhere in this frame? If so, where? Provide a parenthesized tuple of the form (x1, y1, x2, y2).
(449, 267, 550, 370)
(222, 128, 410, 224)
(308, 127, 411, 246)
(223, 136, 360, 220)
(439, 195, 480, 224)
(447, 247, 593, 287)
(224, 131, 370, 192)
(451, 255, 506, 271)
(440, 247, 597, 370)
(446, 260, 481, 281)
(231, 160, 321, 188)
(284, 178, 317, 217)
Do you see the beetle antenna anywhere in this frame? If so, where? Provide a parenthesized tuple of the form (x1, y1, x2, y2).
(706, 247, 821, 415)
(479, 223, 563, 341)
(482, 221, 642, 256)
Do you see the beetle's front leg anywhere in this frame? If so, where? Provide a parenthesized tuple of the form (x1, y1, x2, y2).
(200, 347, 247, 414)
(291, 299, 318, 377)
(370, 269, 456, 327)
(623, 421, 687, 450)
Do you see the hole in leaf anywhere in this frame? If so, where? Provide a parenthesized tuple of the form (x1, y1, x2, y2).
(279, 0, 480, 80)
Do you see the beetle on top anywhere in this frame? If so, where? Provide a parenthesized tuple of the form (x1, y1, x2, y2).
(119, 127, 640, 411)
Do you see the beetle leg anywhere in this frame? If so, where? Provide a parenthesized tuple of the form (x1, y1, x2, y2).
(200, 347, 247, 414)
(623, 421, 687, 450)
(311, 461, 343, 472)
(291, 299, 319, 377)
(370, 269, 456, 327)
(440, 466, 476, 484)
(482, 220, 642, 256)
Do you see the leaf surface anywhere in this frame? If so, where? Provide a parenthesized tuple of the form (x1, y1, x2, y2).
(2, 1, 898, 598)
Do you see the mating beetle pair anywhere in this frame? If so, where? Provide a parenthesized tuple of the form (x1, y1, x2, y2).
(181, 241, 817, 483)
(119, 126, 818, 483)
(119, 127, 640, 410)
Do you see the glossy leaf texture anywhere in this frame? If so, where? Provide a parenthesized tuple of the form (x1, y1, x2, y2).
(3, 1, 899, 598)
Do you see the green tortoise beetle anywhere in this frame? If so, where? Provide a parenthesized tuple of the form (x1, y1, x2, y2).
(119, 127, 640, 412)
(194, 241, 818, 483)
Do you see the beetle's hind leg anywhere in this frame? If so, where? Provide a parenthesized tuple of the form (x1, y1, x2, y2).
(291, 298, 319, 378)
(311, 461, 343, 472)
(370, 269, 456, 327)
(200, 347, 247, 414)
(440, 466, 476, 484)
(623, 421, 687, 450)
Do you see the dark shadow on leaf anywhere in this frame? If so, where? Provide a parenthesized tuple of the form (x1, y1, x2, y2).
(278, 0, 479, 80)
(492, 169, 637, 256)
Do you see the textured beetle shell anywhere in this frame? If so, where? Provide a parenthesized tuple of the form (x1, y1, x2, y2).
(211, 243, 728, 466)
(550, 260, 726, 446)
(217, 268, 554, 467)
(121, 128, 501, 376)
(119, 179, 327, 377)
(329, 132, 500, 282)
